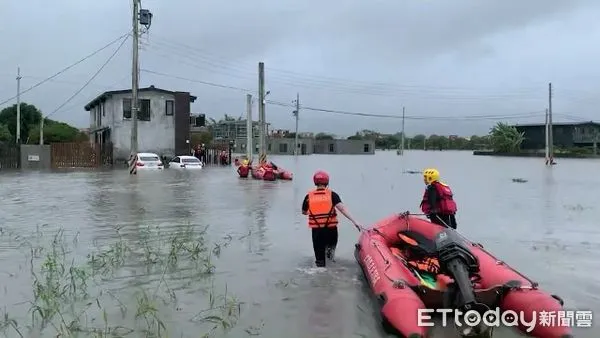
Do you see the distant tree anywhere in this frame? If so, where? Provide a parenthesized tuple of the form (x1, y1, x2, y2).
(191, 131, 213, 146)
(28, 119, 87, 144)
(0, 103, 42, 142)
(347, 133, 363, 140)
(411, 134, 426, 149)
(489, 122, 524, 153)
(375, 134, 399, 149)
(315, 132, 335, 140)
(0, 124, 11, 142)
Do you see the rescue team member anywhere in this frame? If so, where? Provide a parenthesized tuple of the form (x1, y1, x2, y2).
(237, 159, 250, 178)
(420, 168, 458, 229)
(302, 170, 362, 267)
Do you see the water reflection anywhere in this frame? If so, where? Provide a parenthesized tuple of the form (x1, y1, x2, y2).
(255, 183, 275, 254)
(1, 152, 599, 338)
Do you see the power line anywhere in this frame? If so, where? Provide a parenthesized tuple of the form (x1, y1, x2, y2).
(0, 32, 130, 107)
(46, 35, 129, 119)
(143, 40, 545, 100)
(266, 99, 546, 121)
(140, 68, 253, 92)
(139, 68, 592, 122)
(145, 35, 546, 95)
(143, 35, 600, 106)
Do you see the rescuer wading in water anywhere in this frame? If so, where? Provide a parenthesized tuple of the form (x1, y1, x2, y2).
(302, 170, 362, 267)
(420, 168, 458, 229)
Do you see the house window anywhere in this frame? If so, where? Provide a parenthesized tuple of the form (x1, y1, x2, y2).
(123, 98, 151, 121)
(123, 98, 132, 119)
(328, 143, 335, 152)
(139, 99, 151, 121)
(268, 143, 272, 151)
(364, 143, 370, 153)
(165, 100, 174, 116)
(279, 143, 288, 153)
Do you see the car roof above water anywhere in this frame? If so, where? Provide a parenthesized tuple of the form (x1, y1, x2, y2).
(176, 155, 199, 160)
(138, 152, 160, 158)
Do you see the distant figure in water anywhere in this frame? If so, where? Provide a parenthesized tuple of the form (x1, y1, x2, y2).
(237, 159, 250, 178)
(545, 157, 556, 165)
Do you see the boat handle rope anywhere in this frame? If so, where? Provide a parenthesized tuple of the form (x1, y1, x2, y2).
(371, 240, 408, 288)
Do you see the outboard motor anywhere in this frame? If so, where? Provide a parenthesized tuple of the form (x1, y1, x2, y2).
(435, 230, 493, 337)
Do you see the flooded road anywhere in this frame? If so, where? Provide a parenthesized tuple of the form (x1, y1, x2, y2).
(0, 150, 598, 337)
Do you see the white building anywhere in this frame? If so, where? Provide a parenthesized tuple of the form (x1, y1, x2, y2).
(85, 85, 197, 160)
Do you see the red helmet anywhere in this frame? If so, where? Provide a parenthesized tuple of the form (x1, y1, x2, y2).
(313, 170, 329, 185)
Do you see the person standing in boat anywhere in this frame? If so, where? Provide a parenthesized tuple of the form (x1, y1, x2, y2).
(420, 168, 458, 229)
(302, 170, 362, 267)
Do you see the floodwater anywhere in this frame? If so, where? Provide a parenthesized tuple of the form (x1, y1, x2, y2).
(0, 150, 598, 338)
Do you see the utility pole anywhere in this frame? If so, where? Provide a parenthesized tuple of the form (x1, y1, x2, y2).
(130, 0, 140, 159)
(16, 67, 21, 144)
(293, 93, 299, 156)
(544, 109, 549, 163)
(400, 106, 405, 155)
(548, 82, 553, 162)
(246, 94, 253, 160)
(39, 118, 44, 145)
(258, 62, 266, 164)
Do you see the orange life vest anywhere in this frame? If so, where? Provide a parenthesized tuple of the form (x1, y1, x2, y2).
(307, 188, 338, 228)
(420, 181, 457, 215)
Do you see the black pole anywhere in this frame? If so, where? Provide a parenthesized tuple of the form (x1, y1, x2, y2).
(228, 140, 233, 165)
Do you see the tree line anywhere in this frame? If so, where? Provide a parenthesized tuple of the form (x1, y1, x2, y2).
(0, 103, 88, 144)
(283, 130, 492, 150)
(284, 123, 526, 152)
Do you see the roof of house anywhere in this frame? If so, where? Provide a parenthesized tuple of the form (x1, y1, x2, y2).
(84, 85, 197, 111)
(512, 121, 600, 128)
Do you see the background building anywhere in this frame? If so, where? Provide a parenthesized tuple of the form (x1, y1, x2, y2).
(513, 121, 600, 150)
(85, 85, 196, 159)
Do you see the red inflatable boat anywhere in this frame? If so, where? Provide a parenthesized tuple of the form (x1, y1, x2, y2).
(355, 213, 571, 338)
(250, 166, 293, 181)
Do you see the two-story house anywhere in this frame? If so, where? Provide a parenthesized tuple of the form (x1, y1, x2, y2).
(84, 85, 197, 160)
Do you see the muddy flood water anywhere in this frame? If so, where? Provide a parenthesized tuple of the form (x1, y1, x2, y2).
(0, 150, 598, 338)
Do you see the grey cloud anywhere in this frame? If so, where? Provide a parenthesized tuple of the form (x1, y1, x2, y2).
(1, 0, 600, 136)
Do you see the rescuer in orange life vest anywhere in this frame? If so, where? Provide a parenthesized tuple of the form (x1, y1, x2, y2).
(302, 170, 362, 267)
(420, 168, 458, 229)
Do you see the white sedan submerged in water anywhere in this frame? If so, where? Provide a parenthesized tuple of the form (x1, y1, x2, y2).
(134, 152, 164, 170)
(168, 155, 203, 169)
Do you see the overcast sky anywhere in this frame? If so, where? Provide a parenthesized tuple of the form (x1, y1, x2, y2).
(1, 0, 600, 137)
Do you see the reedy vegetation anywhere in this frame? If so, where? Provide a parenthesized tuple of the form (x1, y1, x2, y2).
(0, 224, 242, 337)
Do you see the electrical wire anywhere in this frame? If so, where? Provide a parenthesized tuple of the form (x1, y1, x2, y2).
(140, 69, 253, 92)
(0, 32, 130, 107)
(45, 35, 129, 119)
(143, 40, 545, 100)
(266, 100, 546, 121)
(139, 68, 593, 121)
(143, 35, 600, 105)
(144, 35, 546, 95)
